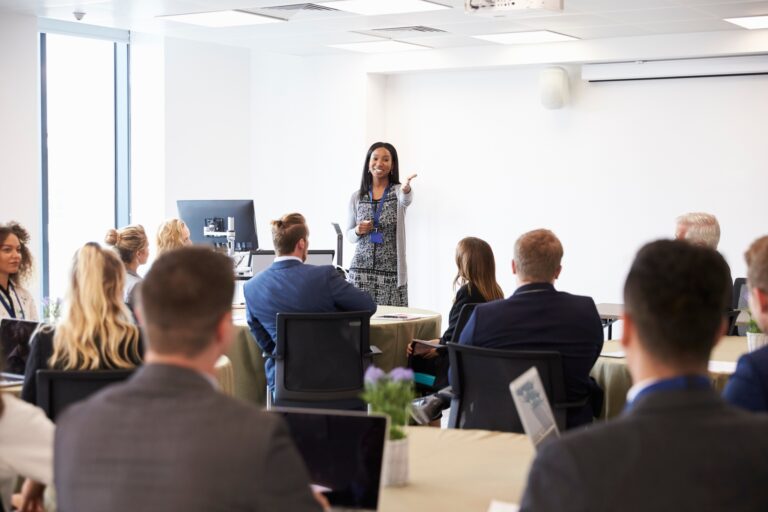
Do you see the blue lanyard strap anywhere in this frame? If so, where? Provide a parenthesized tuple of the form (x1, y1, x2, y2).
(0, 282, 23, 319)
(369, 183, 391, 229)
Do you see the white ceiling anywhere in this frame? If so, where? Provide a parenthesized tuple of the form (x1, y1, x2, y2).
(1, 0, 768, 55)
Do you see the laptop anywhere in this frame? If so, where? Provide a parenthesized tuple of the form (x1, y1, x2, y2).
(270, 408, 388, 512)
(509, 367, 560, 450)
(0, 318, 39, 382)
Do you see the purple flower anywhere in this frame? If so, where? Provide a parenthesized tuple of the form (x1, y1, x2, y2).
(388, 367, 414, 382)
(365, 366, 386, 384)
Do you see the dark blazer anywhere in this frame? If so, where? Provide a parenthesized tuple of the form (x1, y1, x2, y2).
(723, 344, 768, 412)
(440, 284, 488, 344)
(54, 364, 320, 512)
(243, 259, 376, 389)
(458, 282, 604, 427)
(21, 328, 143, 405)
(520, 387, 768, 512)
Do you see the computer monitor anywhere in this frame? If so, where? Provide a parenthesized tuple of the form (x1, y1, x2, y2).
(250, 250, 335, 275)
(177, 199, 258, 251)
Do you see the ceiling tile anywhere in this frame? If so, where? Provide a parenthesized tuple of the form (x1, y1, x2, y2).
(638, 17, 744, 33)
(560, 24, 653, 38)
(687, 1, 768, 17)
(603, 6, 715, 23)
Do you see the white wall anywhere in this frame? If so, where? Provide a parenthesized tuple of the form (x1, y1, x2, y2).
(384, 67, 768, 317)
(249, 56, 768, 324)
(0, 13, 41, 299)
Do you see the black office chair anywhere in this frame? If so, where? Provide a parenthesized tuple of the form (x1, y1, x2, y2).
(730, 277, 748, 336)
(446, 343, 588, 433)
(411, 303, 480, 393)
(36, 369, 134, 422)
(266, 311, 377, 411)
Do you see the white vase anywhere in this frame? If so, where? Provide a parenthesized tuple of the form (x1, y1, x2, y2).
(747, 332, 768, 352)
(382, 437, 409, 487)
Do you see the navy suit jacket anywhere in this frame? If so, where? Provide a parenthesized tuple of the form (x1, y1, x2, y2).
(723, 344, 768, 412)
(458, 282, 604, 427)
(243, 259, 376, 389)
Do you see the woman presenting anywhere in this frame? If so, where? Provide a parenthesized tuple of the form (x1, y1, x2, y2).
(347, 142, 416, 306)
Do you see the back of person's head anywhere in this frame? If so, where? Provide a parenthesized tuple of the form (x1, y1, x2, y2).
(271, 213, 308, 256)
(454, 237, 504, 301)
(0, 221, 33, 286)
(675, 212, 720, 249)
(624, 239, 731, 367)
(51, 243, 140, 370)
(156, 219, 190, 255)
(746, 236, 768, 292)
(105, 224, 148, 264)
(513, 229, 563, 283)
(139, 247, 234, 357)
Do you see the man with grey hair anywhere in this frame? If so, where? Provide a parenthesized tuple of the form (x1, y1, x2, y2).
(675, 212, 721, 249)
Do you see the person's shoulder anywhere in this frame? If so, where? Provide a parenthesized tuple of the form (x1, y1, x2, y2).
(740, 344, 768, 367)
(1, 394, 53, 427)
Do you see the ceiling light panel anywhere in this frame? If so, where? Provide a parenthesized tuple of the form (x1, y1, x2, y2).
(473, 30, 577, 44)
(160, 10, 284, 27)
(724, 15, 768, 30)
(320, 0, 449, 16)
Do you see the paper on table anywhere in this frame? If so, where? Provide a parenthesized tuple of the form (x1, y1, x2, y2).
(375, 313, 433, 320)
(487, 500, 520, 512)
(708, 360, 737, 373)
(601, 350, 626, 358)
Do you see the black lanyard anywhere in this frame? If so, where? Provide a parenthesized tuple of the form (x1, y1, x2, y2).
(0, 282, 24, 319)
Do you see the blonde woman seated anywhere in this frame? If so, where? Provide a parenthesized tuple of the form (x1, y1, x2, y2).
(104, 224, 149, 309)
(0, 376, 53, 512)
(0, 222, 39, 321)
(156, 218, 192, 255)
(21, 243, 143, 405)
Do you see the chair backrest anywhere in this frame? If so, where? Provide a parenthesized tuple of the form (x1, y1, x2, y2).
(36, 369, 134, 421)
(451, 303, 479, 343)
(732, 277, 748, 336)
(273, 311, 370, 409)
(447, 343, 568, 433)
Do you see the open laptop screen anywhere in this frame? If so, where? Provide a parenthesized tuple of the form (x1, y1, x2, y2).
(0, 318, 39, 376)
(271, 408, 388, 511)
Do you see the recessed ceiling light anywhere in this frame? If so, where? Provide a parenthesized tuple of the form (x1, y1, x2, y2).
(159, 10, 284, 27)
(473, 30, 578, 45)
(329, 40, 430, 53)
(319, 0, 449, 16)
(724, 15, 768, 30)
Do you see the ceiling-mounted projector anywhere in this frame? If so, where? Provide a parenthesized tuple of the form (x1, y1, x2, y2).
(465, 0, 563, 15)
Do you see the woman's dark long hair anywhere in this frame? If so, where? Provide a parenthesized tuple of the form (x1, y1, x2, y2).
(358, 142, 401, 198)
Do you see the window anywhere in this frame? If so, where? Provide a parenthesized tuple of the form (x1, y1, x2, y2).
(40, 23, 130, 301)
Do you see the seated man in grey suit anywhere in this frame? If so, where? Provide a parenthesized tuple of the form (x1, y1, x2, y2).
(521, 240, 768, 512)
(723, 235, 768, 411)
(244, 212, 376, 390)
(55, 247, 325, 512)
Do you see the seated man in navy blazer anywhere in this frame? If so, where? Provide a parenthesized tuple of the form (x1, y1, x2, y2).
(521, 240, 768, 512)
(723, 235, 768, 411)
(414, 229, 603, 427)
(458, 229, 604, 428)
(244, 212, 376, 390)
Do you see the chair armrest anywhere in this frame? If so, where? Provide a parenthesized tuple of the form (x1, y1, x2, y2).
(364, 345, 382, 359)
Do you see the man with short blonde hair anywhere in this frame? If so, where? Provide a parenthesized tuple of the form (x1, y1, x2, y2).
(513, 229, 563, 283)
(675, 212, 721, 249)
(724, 235, 768, 411)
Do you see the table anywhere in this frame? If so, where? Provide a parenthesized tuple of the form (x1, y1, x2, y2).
(596, 303, 623, 340)
(591, 336, 747, 419)
(379, 427, 533, 511)
(230, 306, 442, 406)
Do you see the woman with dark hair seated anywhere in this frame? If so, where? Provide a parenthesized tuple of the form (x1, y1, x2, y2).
(21, 243, 143, 404)
(408, 237, 504, 390)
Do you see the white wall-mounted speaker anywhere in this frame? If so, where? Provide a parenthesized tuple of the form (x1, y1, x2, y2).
(539, 67, 569, 109)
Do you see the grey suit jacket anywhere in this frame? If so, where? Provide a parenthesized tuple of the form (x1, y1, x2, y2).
(54, 364, 320, 512)
(521, 387, 768, 512)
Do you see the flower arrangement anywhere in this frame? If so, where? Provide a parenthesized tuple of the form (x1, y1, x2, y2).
(42, 297, 62, 324)
(362, 366, 416, 441)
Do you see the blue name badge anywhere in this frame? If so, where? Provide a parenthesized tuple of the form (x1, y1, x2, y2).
(371, 232, 384, 244)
